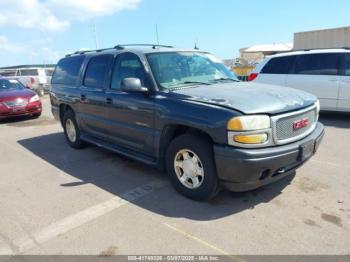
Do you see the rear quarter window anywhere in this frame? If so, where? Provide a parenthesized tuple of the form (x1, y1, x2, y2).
(83, 55, 114, 88)
(52, 55, 85, 85)
(20, 69, 39, 76)
(261, 56, 296, 74)
(294, 53, 341, 75)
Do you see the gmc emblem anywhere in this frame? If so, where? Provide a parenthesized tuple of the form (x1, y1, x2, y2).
(293, 118, 309, 130)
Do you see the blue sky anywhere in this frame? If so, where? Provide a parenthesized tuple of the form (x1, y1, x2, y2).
(0, 0, 349, 67)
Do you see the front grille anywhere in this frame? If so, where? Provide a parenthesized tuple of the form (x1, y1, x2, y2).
(272, 106, 317, 144)
(3, 98, 28, 108)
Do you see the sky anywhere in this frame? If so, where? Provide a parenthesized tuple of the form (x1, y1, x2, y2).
(0, 0, 350, 67)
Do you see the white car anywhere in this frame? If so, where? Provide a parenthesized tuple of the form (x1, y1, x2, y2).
(249, 48, 350, 112)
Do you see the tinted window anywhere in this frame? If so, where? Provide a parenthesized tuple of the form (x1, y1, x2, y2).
(20, 69, 38, 76)
(294, 53, 340, 75)
(111, 53, 148, 90)
(261, 56, 296, 74)
(52, 55, 85, 85)
(0, 70, 16, 76)
(83, 55, 113, 88)
(345, 54, 350, 76)
(0, 79, 24, 90)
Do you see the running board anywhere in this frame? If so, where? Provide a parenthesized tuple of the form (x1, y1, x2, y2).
(80, 134, 157, 167)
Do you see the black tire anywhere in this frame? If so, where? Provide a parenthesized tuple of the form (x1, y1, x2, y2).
(62, 110, 85, 149)
(166, 133, 219, 201)
(32, 112, 41, 118)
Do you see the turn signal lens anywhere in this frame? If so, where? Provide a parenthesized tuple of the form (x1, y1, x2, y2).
(227, 115, 270, 131)
(233, 134, 268, 144)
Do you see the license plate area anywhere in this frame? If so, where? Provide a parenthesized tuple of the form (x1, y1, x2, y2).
(299, 140, 315, 161)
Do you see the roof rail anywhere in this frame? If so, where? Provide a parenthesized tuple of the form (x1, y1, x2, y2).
(65, 44, 174, 57)
(293, 47, 350, 51)
(114, 44, 174, 50)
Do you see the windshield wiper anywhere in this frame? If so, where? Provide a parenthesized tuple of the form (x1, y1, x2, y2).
(181, 81, 211, 85)
(209, 78, 240, 83)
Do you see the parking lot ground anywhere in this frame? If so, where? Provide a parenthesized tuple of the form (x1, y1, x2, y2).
(0, 96, 349, 255)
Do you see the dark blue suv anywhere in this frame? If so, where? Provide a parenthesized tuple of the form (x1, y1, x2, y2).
(51, 44, 324, 201)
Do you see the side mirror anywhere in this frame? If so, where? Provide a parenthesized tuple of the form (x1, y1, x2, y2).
(121, 78, 148, 93)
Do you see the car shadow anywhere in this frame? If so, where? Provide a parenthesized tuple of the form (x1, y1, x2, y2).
(319, 111, 350, 129)
(17, 132, 295, 221)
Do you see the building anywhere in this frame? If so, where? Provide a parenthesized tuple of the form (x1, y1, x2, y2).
(239, 43, 293, 65)
(294, 26, 350, 50)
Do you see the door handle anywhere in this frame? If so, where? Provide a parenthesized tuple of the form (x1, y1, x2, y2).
(106, 97, 112, 104)
(80, 94, 87, 102)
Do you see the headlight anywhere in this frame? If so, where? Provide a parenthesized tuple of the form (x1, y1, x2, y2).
(29, 95, 40, 103)
(227, 115, 272, 147)
(227, 115, 270, 131)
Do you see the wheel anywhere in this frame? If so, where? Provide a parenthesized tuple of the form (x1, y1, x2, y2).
(32, 112, 41, 118)
(37, 88, 44, 97)
(62, 110, 85, 149)
(166, 134, 219, 201)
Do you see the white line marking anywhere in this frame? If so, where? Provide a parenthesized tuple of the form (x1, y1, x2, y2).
(0, 180, 168, 254)
(163, 223, 246, 262)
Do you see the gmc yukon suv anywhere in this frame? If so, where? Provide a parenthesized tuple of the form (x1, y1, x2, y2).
(50, 44, 324, 201)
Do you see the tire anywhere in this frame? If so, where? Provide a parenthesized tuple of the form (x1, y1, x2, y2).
(37, 88, 44, 97)
(32, 112, 41, 118)
(62, 110, 85, 149)
(166, 133, 219, 201)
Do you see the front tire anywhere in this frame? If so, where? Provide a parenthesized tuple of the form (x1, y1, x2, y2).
(62, 110, 85, 149)
(166, 134, 219, 201)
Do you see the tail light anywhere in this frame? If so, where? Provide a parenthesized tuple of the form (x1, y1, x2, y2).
(248, 73, 258, 81)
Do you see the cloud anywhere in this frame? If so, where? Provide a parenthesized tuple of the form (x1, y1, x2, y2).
(0, 36, 24, 53)
(0, 0, 141, 32)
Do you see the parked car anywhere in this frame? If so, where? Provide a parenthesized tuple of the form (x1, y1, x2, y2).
(0, 66, 55, 96)
(249, 48, 350, 112)
(0, 78, 42, 120)
(50, 44, 324, 201)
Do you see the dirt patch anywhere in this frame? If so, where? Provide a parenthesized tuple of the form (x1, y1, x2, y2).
(297, 177, 330, 193)
(303, 219, 321, 228)
(99, 245, 118, 256)
(321, 213, 343, 227)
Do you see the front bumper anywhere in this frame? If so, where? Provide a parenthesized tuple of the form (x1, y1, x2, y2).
(214, 122, 325, 192)
(0, 101, 42, 120)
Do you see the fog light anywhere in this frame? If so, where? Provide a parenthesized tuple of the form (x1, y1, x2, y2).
(233, 133, 268, 144)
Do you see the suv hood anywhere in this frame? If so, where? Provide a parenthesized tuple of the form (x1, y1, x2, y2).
(167, 82, 317, 115)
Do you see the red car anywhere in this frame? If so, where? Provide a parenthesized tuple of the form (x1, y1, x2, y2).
(0, 78, 42, 120)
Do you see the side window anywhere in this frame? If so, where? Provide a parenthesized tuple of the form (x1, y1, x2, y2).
(261, 56, 296, 74)
(294, 53, 340, 75)
(345, 54, 350, 76)
(52, 55, 85, 85)
(111, 53, 147, 90)
(83, 55, 113, 88)
(20, 69, 39, 76)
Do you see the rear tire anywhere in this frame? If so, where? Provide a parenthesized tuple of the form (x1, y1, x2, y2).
(166, 134, 219, 201)
(62, 110, 85, 149)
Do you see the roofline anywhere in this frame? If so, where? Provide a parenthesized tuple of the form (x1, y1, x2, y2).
(265, 47, 350, 58)
(294, 26, 350, 35)
(0, 64, 56, 70)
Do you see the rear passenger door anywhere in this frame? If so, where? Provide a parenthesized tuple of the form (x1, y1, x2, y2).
(338, 53, 350, 111)
(78, 54, 114, 138)
(256, 56, 296, 86)
(104, 52, 156, 157)
(285, 53, 341, 111)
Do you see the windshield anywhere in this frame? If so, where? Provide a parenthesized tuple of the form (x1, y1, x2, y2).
(147, 52, 238, 90)
(0, 79, 25, 90)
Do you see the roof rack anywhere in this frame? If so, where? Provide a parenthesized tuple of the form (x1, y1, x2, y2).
(66, 44, 174, 57)
(114, 44, 174, 50)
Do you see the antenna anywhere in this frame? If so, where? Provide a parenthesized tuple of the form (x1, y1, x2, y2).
(155, 24, 160, 45)
(194, 37, 199, 50)
(92, 20, 99, 49)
